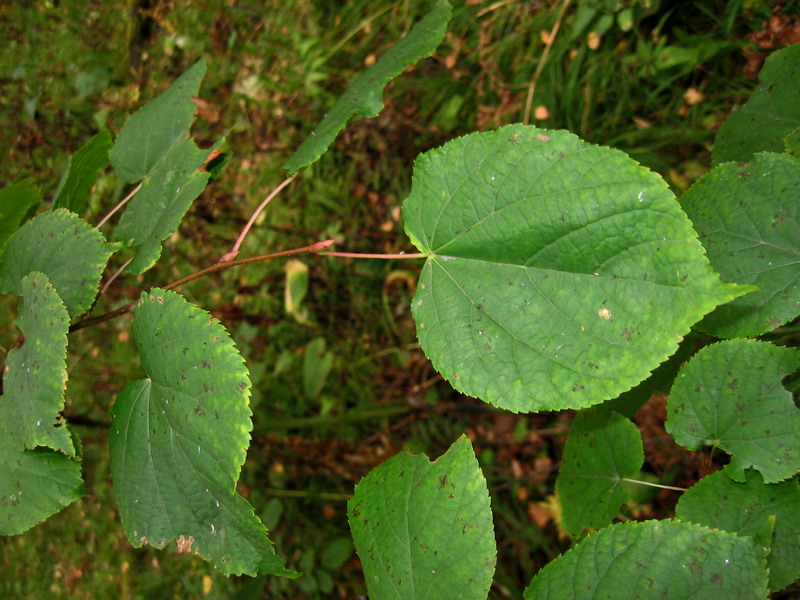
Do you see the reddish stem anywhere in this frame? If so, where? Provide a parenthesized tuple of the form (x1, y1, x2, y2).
(322, 251, 426, 260)
(96, 182, 142, 229)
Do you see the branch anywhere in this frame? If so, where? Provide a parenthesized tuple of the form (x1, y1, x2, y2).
(322, 250, 426, 260)
(96, 182, 142, 229)
(69, 239, 335, 333)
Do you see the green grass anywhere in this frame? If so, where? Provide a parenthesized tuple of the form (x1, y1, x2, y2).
(0, 0, 788, 597)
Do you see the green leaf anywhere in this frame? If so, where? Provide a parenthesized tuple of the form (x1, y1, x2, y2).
(713, 44, 800, 164)
(666, 339, 800, 483)
(524, 520, 769, 599)
(681, 152, 800, 337)
(0, 273, 73, 455)
(785, 125, 800, 156)
(52, 129, 112, 213)
(109, 289, 295, 577)
(111, 137, 217, 274)
(303, 337, 333, 401)
(109, 58, 206, 183)
(348, 435, 496, 600)
(0, 441, 83, 535)
(0, 179, 41, 255)
(676, 470, 800, 592)
(282, 0, 452, 174)
(403, 125, 745, 412)
(0, 208, 116, 318)
(556, 408, 643, 536)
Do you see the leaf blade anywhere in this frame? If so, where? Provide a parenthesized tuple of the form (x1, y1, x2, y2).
(52, 129, 112, 214)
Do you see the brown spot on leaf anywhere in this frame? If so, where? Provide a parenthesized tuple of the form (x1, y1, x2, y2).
(176, 534, 195, 553)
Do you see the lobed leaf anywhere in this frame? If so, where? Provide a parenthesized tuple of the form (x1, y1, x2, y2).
(109, 58, 207, 183)
(676, 470, 800, 592)
(556, 408, 643, 536)
(52, 129, 112, 214)
(0, 273, 73, 455)
(109, 289, 295, 577)
(403, 125, 745, 412)
(681, 152, 800, 337)
(0, 209, 116, 319)
(0, 178, 41, 255)
(0, 439, 83, 535)
(282, 0, 452, 174)
(712, 44, 800, 164)
(348, 435, 496, 600)
(666, 339, 800, 483)
(524, 520, 769, 599)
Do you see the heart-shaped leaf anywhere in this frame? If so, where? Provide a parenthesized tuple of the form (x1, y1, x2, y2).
(403, 125, 745, 412)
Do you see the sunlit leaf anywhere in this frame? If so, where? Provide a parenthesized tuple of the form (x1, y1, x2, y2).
(283, 0, 451, 174)
(0, 209, 116, 319)
(109, 289, 295, 577)
(524, 520, 768, 599)
(403, 125, 745, 412)
(556, 408, 643, 536)
(0, 273, 73, 454)
(682, 152, 800, 337)
(713, 44, 800, 164)
(676, 469, 800, 592)
(666, 339, 800, 483)
(348, 435, 496, 600)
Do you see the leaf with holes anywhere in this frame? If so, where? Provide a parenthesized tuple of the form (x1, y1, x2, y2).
(403, 125, 746, 412)
(676, 469, 800, 592)
(0, 273, 73, 454)
(283, 0, 451, 174)
(524, 520, 768, 599)
(682, 152, 800, 338)
(713, 44, 800, 164)
(348, 435, 496, 600)
(556, 407, 643, 536)
(109, 289, 296, 577)
(666, 339, 800, 483)
(0, 209, 116, 319)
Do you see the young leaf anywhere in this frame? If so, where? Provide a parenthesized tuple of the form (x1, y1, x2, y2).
(676, 470, 800, 592)
(348, 435, 496, 600)
(0, 178, 41, 254)
(0, 209, 116, 319)
(51, 129, 112, 213)
(111, 137, 218, 274)
(523, 520, 769, 599)
(108, 58, 222, 274)
(0, 273, 73, 455)
(556, 408, 643, 536)
(282, 0, 452, 174)
(712, 44, 800, 164)
(403, 125, 745, 412)
(109, 289, 296, 577)
(109, 58, 206, 183)
(0, 439, 83, 535)
(666, 339, 800, 483)
(681, 152, 800, 337)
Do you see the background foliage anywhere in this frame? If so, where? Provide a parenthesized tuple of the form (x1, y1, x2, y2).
(1, 0, 798, 598)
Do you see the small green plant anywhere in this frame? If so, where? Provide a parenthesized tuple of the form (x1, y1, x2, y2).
(1, 1, 799, 597)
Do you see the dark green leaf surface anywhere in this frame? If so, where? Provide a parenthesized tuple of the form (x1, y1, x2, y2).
(0, 179, 41, 255)
(109, 289, 295, 577)
(348, 435, 495, 600)
(676, 470, 800, 592)
(111, 137, 214, 274)
(52, 129, 112, 213)
(0, 209, 116, 318)
(666, 340, 800, 483)
(109, 58, 206, 183)
(282, 0, 451, 174)
(682, 152, 800, 337)
(403, 125, 744, 412)
(713, 44, 800, 164)
(524, 520, 768, 599)
(786, 125, 800, 156)
(556, 408, 643, 536)
(0, 440, 83, 535)
(0, 273, 73, 455)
